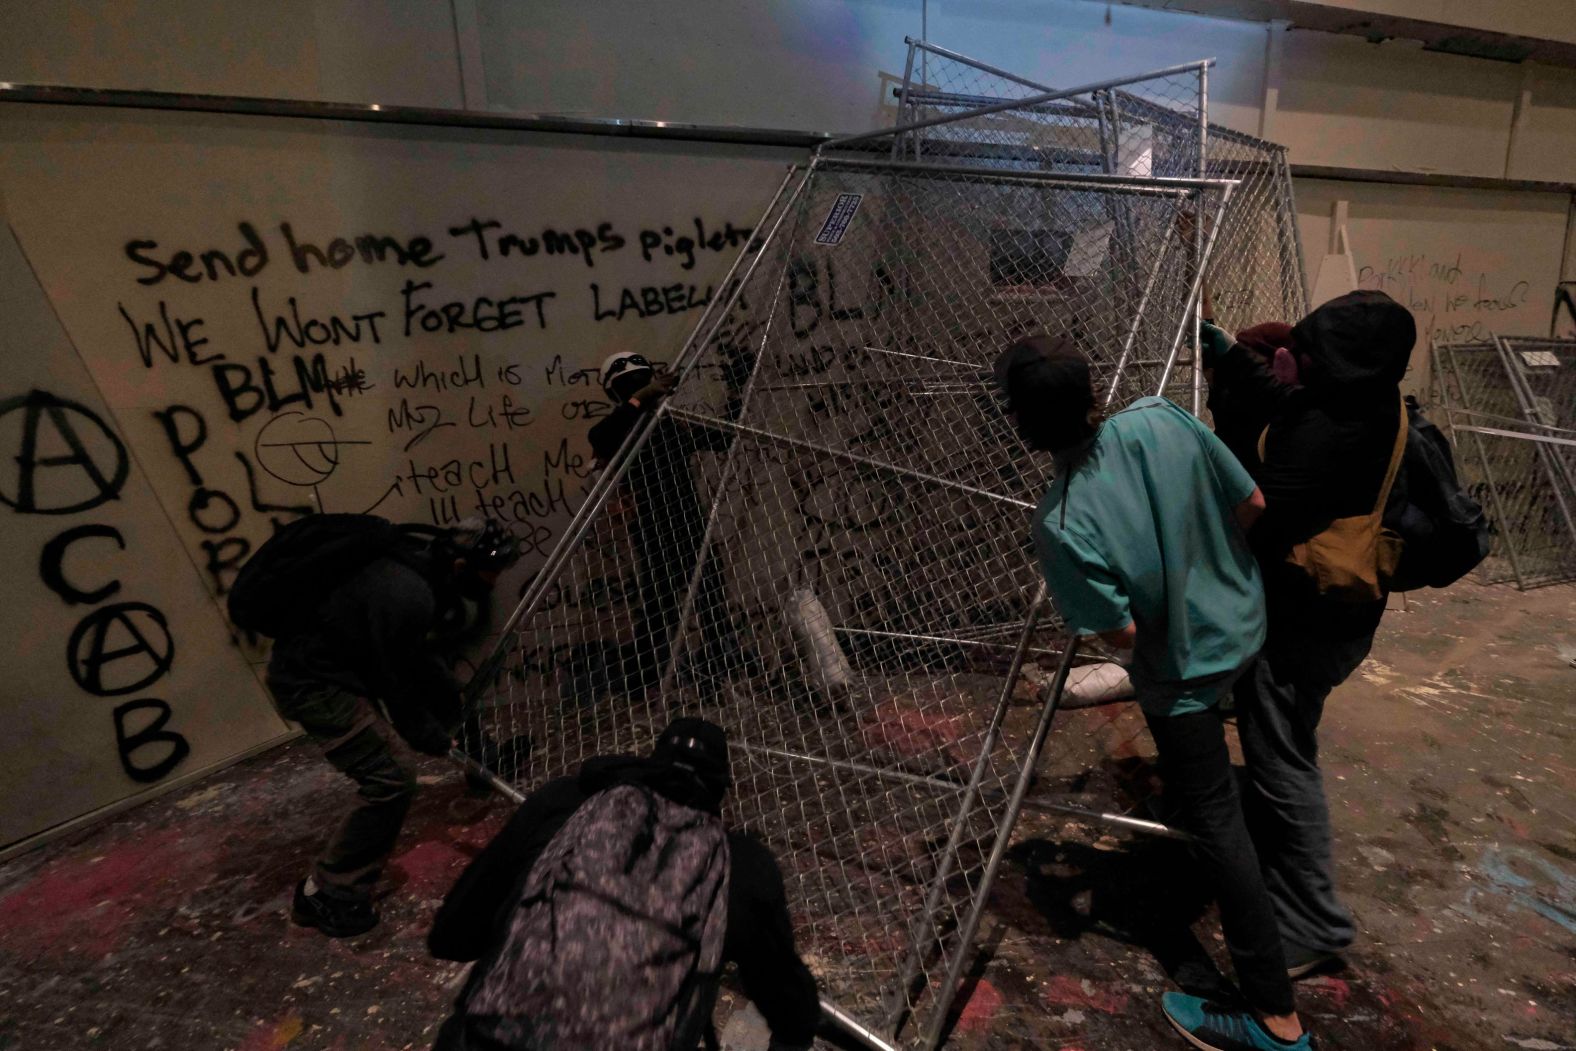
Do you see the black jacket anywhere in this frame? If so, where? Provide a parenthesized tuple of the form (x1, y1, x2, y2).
(1208, 291, 1415, 621)
(429, 756, 819, 1049)
(265, 554, 462, 754)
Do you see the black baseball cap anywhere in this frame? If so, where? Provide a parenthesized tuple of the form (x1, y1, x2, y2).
(993, 334, 1096, 451)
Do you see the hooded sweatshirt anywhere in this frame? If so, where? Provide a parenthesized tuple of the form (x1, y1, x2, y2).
(1206, 291, 1415, 617)
(429, 755, 819, 1049)
(266, 547, 463, 754)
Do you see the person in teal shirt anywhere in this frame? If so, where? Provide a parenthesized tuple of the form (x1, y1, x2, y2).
(1031, 392, 1266, 719)
(995, 334, 1311, 1051)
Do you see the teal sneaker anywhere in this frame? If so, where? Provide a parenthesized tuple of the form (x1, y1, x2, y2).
(1161, 992, 1312, 1050)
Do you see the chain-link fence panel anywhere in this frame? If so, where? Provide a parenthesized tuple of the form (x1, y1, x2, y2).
(880, 38, 1307, 405)
(884, 40, 1205, 181)
(460, 157, 1230, 1049)
(1493, 336, 1576, 581)
(832, 55, 1220, 410)
(1201, 131, 1307, 332)
(1498, 337, 1576, 434)
(1432, 339, 1576, 589)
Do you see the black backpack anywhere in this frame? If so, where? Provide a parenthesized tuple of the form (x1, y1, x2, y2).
(460, 783, 730, 1051)
(1383, 397, 1492, 592)
(227, 514, 422, 638)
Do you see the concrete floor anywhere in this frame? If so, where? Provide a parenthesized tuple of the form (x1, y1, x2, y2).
(1, 579, 1571, 1051)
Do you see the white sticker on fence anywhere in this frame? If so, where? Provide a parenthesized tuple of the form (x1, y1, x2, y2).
(814, 193, 862, 246)
(1521, 350, 1561, 367)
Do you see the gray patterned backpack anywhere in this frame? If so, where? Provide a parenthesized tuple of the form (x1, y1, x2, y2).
(462, 783, 731, 1050)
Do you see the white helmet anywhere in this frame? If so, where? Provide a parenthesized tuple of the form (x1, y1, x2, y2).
(600, 351, 654, 401)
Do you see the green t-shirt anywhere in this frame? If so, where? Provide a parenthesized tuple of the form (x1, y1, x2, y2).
(1032, 397, 1266, 716)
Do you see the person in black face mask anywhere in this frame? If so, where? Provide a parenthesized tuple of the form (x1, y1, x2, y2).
(1201, 290, 1417, 982)
(996, 336, 1313, 1051)
(588, 352, 738, 696)
(265, 516, 521, 938)
(429, 717, 819, 1051)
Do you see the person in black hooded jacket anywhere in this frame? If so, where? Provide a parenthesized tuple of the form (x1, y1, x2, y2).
(1202, 289, 1416, 979)
(428, 718, 819, 1051)
(588, 352, 738, 695)
(267, 518, 521, 939)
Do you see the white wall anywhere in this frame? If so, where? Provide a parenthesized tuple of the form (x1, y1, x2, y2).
(1295, 179, 1568, 391)
(0, 98, 793, 850)
(0, 204, 292, 851)
(1313, 0, 1576, 47)
(0, 0, 469, 107)
(1275, 32, 1523, 178)
(477, 0, 919, 132)
(6, 1, 1576, 185)
(1512, 63, 1576, 184)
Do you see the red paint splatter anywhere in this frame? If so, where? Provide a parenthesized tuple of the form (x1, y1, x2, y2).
(1309, 975, 1351, 1010)
(955, 978, 1003, 1032)
(860, 702, 973, 769)
(389, 838, 471, 899)
(1040, 975, 1129, 1015)
(0, 826, 207, 960)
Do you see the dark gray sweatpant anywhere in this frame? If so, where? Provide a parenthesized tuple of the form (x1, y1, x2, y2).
(1234, 601, 1381, 960)
(278, 685, 418, 898)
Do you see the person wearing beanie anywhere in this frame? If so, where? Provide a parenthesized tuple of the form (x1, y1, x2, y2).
(1200, 290, 1417, 983)
(997, 335, 1312, 1051)
(429, 717, 819, 1051)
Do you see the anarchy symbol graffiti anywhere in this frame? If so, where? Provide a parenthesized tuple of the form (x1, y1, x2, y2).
(0, 389, 129, 515)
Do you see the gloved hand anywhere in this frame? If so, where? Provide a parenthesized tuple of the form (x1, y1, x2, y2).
(411, 728, 458, 758)
(395, 706, 459, 757)
(632, 370, 678, 409)
(1199, 322, 1233, 368)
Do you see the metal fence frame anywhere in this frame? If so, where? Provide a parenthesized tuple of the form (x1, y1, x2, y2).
(458, 147, 1233, 1050)
(1432, 336, 1576, 589)
(876, 38, 1309, 414)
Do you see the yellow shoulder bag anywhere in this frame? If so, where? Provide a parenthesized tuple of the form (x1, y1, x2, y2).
(1258, 397, 1408, 603)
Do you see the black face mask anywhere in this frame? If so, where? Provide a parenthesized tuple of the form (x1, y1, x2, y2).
(454, 567, 495, 602)
(611, 370, 653, 404)
(1013, 404, 1094, 452)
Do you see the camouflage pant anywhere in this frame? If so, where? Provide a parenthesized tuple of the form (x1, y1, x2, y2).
(281, 685, 418, 898)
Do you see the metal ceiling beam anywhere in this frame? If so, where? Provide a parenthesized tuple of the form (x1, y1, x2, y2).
(1088, 1, 1576, 67)
(3, 81, 1574, 194)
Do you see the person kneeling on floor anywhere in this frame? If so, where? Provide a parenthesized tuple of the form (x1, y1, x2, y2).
(428, 717, 819, 1051)
(995, 334, 1312, 1051)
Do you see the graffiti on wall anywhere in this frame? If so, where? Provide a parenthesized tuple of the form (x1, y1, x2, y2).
(105, 214, 759, 592)
(0, 389, 191, 783)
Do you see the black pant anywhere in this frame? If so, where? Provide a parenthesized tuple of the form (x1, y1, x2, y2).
(1145, 704, 1296, 1017)
(280, 686, 418, 897)
(1235, 595, 1380, 958)
(631, 507, 736, 687)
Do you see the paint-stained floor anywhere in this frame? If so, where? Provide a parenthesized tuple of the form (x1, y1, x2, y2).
(1, 579, 1571, 1051)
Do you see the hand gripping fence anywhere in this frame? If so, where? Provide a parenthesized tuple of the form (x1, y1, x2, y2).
(1433, 336, 1576, 590)
(455, 57, 1239, 1049)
